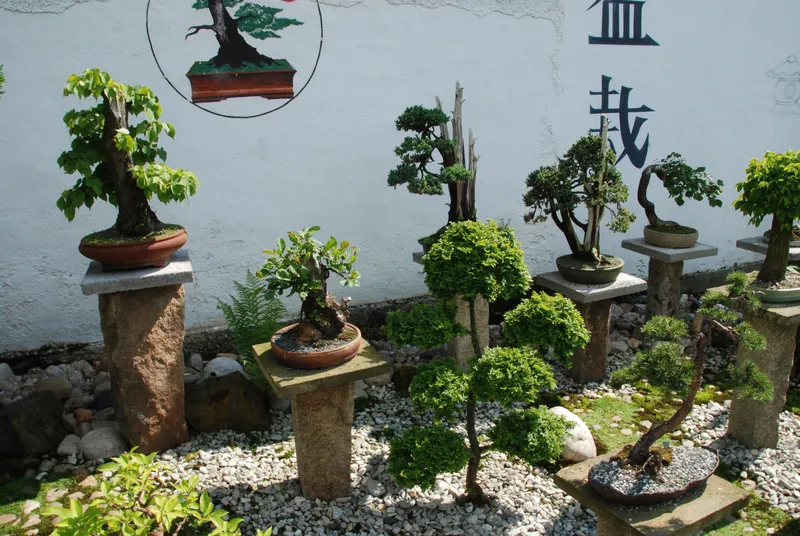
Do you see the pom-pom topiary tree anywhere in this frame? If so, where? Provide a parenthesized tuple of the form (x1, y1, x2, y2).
(388, 83, 479, 250)
(384, 220, 591, 502)
(733, 150, 800, 284)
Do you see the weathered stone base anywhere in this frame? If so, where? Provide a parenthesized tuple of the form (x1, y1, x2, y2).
(646, 259, 683, 319)
(572, 300, 611, 383)
(99, 284, 189, 453)
(449, 294, 489, 369)
(292, 383, 354, 500)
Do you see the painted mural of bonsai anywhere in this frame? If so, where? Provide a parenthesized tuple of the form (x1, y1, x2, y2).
(388, 83, 479, 252)
(58, 69, 199, 269)
(596, 273, 772, 504)
(733, 150, 800, 299)
(638, 153, 723, 248)
(384, 220, 590, 503)
(186, 0, 303, 102)
(523, 117, 635, 284)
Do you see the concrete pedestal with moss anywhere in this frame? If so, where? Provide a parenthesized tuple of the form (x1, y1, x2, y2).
(554, 451, 749, 536)
(80, 250, 193, 453)
(536, 272, 647, 383)
(621, 238, 718, 319)
(254, 341, 391, 501)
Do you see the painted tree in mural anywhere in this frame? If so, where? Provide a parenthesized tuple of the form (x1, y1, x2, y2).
(188, 0, 303, 68)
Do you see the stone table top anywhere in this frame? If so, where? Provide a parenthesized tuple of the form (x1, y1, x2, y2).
(621, 238, 718, 263)
(253, 340, 391, 398)
(736, 236, 800, 261)
(535, 272, 647, 304)
(412, 251, 424, 266)
(80, 249, 194, 296)
(554, 451, 749, 536)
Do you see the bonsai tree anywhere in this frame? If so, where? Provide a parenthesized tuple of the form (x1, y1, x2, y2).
(637, 153, 723, 230)
(388, 83, 479, 249)
(734, 150, 800, 283)
(523, 118, 635, 265)
(187, 0, 303, 68)
(610, 272, 772, 469)
(257, 227, 359, 341)
(57, 69, 198, 237)
(384, 220, 591, 502)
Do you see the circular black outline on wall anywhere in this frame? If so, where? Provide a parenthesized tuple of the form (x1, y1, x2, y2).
(146, 0, 323, 119)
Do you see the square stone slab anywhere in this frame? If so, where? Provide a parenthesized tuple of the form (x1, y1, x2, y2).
(736, 236, 800, 261)
(536, 272, 647, 303)
(622, 238, 718, 263)
(81, 249, 194, 296)
(412, 251, 425, 265)
(554, 452, 750, 536)
(253, 340, 391, 398)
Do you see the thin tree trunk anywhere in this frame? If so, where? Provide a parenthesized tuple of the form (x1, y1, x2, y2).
(758, 215, 791, 284)
(102, 93, 160, 237)
(637, 165, 667, 227)
(465, 397, 487, 503)
(299, 261, 348, 339)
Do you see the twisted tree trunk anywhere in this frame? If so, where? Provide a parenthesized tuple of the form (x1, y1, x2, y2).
(189, 0, 272, 68)
(758, 215, 791, 284)
(299, 258, 349, 339)
(637, 165, 668, 227)
(438, 83, 478, 224)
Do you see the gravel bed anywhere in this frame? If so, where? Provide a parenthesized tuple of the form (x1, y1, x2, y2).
(273, 328, 356, 354)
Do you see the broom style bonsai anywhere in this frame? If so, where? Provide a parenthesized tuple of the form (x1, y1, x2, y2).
(57, 69, 199, 239)
(388, 83, 479, 250)
(385, 220, 591, 503)
(257, 227, 359, 342)
(733, 150, 800, 284)
(523, 118, 635, 267)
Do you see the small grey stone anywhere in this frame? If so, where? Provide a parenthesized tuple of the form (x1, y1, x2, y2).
(0, 363, 16, 383)
(203, 357, 244, 381)
(188, 354, 204, 373)
(57, 435, 82, 457)
(80, 428, 127, 461)
(35, 376, 72, 400)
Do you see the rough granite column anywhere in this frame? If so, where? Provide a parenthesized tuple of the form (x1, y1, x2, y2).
(572, 300, 612, 383)
(450, 294, 489, 370)
(291, 383, 354, 500)
(728, 306, 800, 449)
(646, 259, 683, 319)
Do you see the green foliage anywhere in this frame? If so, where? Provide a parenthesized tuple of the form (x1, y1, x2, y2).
(216, 269, 287, 356)
(57, 69, 197, 222)
(503, 292, 590, 363)
(409, 359, 469, 419)
(385, 302, 464, 350)
(640, 315, 688, 341)
(257, 227, 359, 303)
(735, 322, 767, 352)
(488, 406, 571, 466)
(43, 448, 267, 536)
(734, 150, 800, 231)
(612, 341, 694, 394)
(726, 271, 750, 297)
(700, 289, 729, 308)
(0, 64, 5, 97)
(192, 1, 302, 39)
(470, 347, 555, 408)
(730, 360, 774, 403)
(388, 425, 471, 490)
(696, 306, 739, 324)
(657, 152, 723, 207)
(423, 220, 530, 302)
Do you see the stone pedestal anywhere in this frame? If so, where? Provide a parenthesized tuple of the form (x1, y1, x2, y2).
(736, 236, 800, 261)
(254, 340, 391, 501)
(554, 451, 749, 536)
(621, 238, 718, 319)
(728, 301, 800, 448)
(536, 272, 647, 383)
(81, 250, 193, 453)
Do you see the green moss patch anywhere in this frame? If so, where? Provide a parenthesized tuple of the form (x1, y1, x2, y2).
(81, 223, 183, 245)
(647, 223, 698, 235)
(704, 489, 796, 535)
(188, 59, 294, 75)
(563, 396, 640, 453)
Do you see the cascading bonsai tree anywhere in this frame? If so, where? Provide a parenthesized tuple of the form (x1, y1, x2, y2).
(257, 227, 359, 342)
(384, 220, 591, 503)
(733, 150, 800, 284)
(637, 153, 723, 244)
(388, 83, 479, 251)
(523, 118, 635, 280)
(57, 69, 198, 247)
(608, 272, 772, 471)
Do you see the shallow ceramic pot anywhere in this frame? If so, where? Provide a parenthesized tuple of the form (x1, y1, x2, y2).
(271, 323, 362, 370)
(748, 284, 800, 304)
(79, 227, 188, 271)
(556, 254, 624, 285)
(643, 225, 699, 249)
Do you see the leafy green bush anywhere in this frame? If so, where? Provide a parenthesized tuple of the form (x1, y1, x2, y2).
(385, 302, 464, 349)
(657, 153, 723, 208)
(388, 425, 472, 491)
(488, 406, 572, 467)
(409, 358, 469, 419)
(700, 289, 729, 308)
(471, 347, 556, 407)
(503, 292, 590, 363)
(43, 449, 271, 536)
(640, 315, 688, 341)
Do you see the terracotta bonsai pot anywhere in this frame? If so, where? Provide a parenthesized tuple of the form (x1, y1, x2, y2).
(271, 323, 362, 370)
(643, 224, 699, 249)
(79, 227, 188, 270)
(556, 254, 624, 285)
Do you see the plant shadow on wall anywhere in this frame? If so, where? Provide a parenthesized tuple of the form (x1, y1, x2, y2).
(185, 0, 303, 103)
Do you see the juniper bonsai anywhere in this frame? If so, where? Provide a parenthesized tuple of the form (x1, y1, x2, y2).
(523, 118, 635, 264)
(57, 69, 198, 237)
(257, 227, 359, 341)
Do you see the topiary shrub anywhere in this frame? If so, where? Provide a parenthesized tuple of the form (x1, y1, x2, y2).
(385, 302, 464, 349)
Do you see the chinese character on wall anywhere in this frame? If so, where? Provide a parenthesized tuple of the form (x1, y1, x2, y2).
(588, 0, 659, 47)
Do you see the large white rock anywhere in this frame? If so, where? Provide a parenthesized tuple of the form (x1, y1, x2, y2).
(56, 434, 82, 456)
(0, 363, 16, 383)
(79, 428, 127, 461)
(203, 357, 244, 381)
(549, 406, 597, 463)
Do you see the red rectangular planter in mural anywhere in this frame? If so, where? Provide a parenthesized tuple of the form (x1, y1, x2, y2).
(186, 60, 297, 103)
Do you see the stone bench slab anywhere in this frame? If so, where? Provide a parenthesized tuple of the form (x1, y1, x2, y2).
(535, 272, 647, 304)
(621, 238, 718, 263)
(81, 249, 194, 296)
(736, 236, 800, 261)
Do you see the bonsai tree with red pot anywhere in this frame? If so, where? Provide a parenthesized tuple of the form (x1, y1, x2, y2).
(257, 227, 361, 369)
(58, 69, 199, 270)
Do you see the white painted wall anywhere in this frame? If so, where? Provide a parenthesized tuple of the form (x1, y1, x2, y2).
(0, 0, 797, 351)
